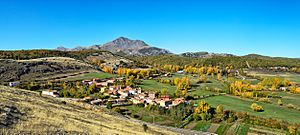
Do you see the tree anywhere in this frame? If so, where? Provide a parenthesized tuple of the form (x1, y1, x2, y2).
(161, 88, 168, 96)
(217, 73, 222, 81)
(88, 84, 97, 94)
(216, 105, 224, 114)
(251, 103, 264, 112)
(181, 89, 187, 97)
(277, 99, 283, 106)
(106, 101, 113, 109)
(284, 78, 291, 87)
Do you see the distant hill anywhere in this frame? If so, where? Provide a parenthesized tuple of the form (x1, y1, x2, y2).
(56, 37, 172, 56)
(180, 52, 234, 58)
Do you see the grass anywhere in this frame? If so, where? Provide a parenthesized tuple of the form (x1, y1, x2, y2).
(126, 105, 179, 126)
(63, 72, 116, 81)
(276, 92, 300, 108)
(192, 121, 211, 131)
(247, 70, 300, 84)
(235, 124, 249, 135)
(139, 79, 177, 94)
(203, 95, 300, 123)
(215, 122, 231, 135)
(140, 74, 217, 96)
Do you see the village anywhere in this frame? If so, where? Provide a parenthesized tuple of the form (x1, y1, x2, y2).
(40, 77, 186, 110)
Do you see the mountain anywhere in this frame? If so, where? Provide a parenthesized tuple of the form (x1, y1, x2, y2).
(56, 37, 172, 56)
(180, 52, 235, 58)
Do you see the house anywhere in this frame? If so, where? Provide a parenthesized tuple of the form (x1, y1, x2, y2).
(158, 99, 172, 107)
(131, 98, 141, 104)
(9, 82, 20, 87)
(148, 92, 156, 99)
(137, 88, 142, 94)
(115, 98, 127, 104)
(160, 95, 170, 100)
(42, 90, 59, 97)
(137, 93, 147, 99)
(83, 96, 94, 102)
(109, 86, 121, 91)
(128, 89, 137, 95)
(106, 79, 115, 84)
(280, 87, 287, 91)
(82, 80, 91, 84)
(92, 78, 100, 83)
(164, 72, 172, 77)
(124, 86, 133, 91)
(90, 99, 105, 105)
(172, 98, 185, 106)
(96, 82, 108, 87)
(118, 90, 129, 98)
(177, 71, 184, 74)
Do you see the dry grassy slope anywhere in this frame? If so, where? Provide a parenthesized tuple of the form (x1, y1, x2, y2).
(0, 86, 177, 135)
(0, 57, 97, 82)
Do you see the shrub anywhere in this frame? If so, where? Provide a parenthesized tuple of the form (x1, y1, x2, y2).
(112, 107, 121, 113)
(258, 98, 271, 103)
(277, 99, 283, 106)
(251, 103, 264, 112)
(287, 103, 295, 109)
(288, 126, 297, 135)
(142, 124, 148, 132)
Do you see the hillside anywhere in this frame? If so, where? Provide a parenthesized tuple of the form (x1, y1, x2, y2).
(0, 86, 178, 134)
(131, 54, 300, 68)
(56, 37, 172, 56)
(0, 58, 95, 83)
(180, 52, 234, 58)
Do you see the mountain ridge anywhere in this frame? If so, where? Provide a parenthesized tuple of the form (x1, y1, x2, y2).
(56, 37, 172, 56)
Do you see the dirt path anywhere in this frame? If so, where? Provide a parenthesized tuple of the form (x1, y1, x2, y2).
(226, 123, 237, 135)
(207, 123, 220, 133)
(186, 121, 198, 129)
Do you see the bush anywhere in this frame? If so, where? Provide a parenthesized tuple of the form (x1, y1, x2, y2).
(251, 103, 264, 112)
(287, 103, 295, 109)
(258, 98, 271, 103)
(288, 126, 297, 135)
(112, 107, 121, 113)
(277, 99, 283, 106)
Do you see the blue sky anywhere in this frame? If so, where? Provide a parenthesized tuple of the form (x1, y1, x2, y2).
(0, 0, 299, 57)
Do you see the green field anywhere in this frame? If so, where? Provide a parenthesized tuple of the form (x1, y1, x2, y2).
(203, 95, 300, 123)
(126, 105, 180, 127)
(215, 123, 231, 135)
(139, 79, 216, 96)
(246, 70, 300, 84)
(62, 72, 116, 81)
(192, 121, 211, 131)
(276, 92, 300, 108)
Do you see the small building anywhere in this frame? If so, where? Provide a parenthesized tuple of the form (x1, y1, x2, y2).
(106, 79, 115, 84)
(148, 92, 156, 99)
(128, 89, 137, 95)
(90, 99, 105, 105)
(177, 71, 184, 74)
(158, 99, 172, 107)
(118, 90, 129, 98)
(92, 78, 100, 83)
(9, 82, 20, 87)
(83, 96, 94, 102)
(172, 98, 185, 106)
(115, 98, 127, 104)
(42, 90, 59, 97)
(96, 82, 108, 87)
